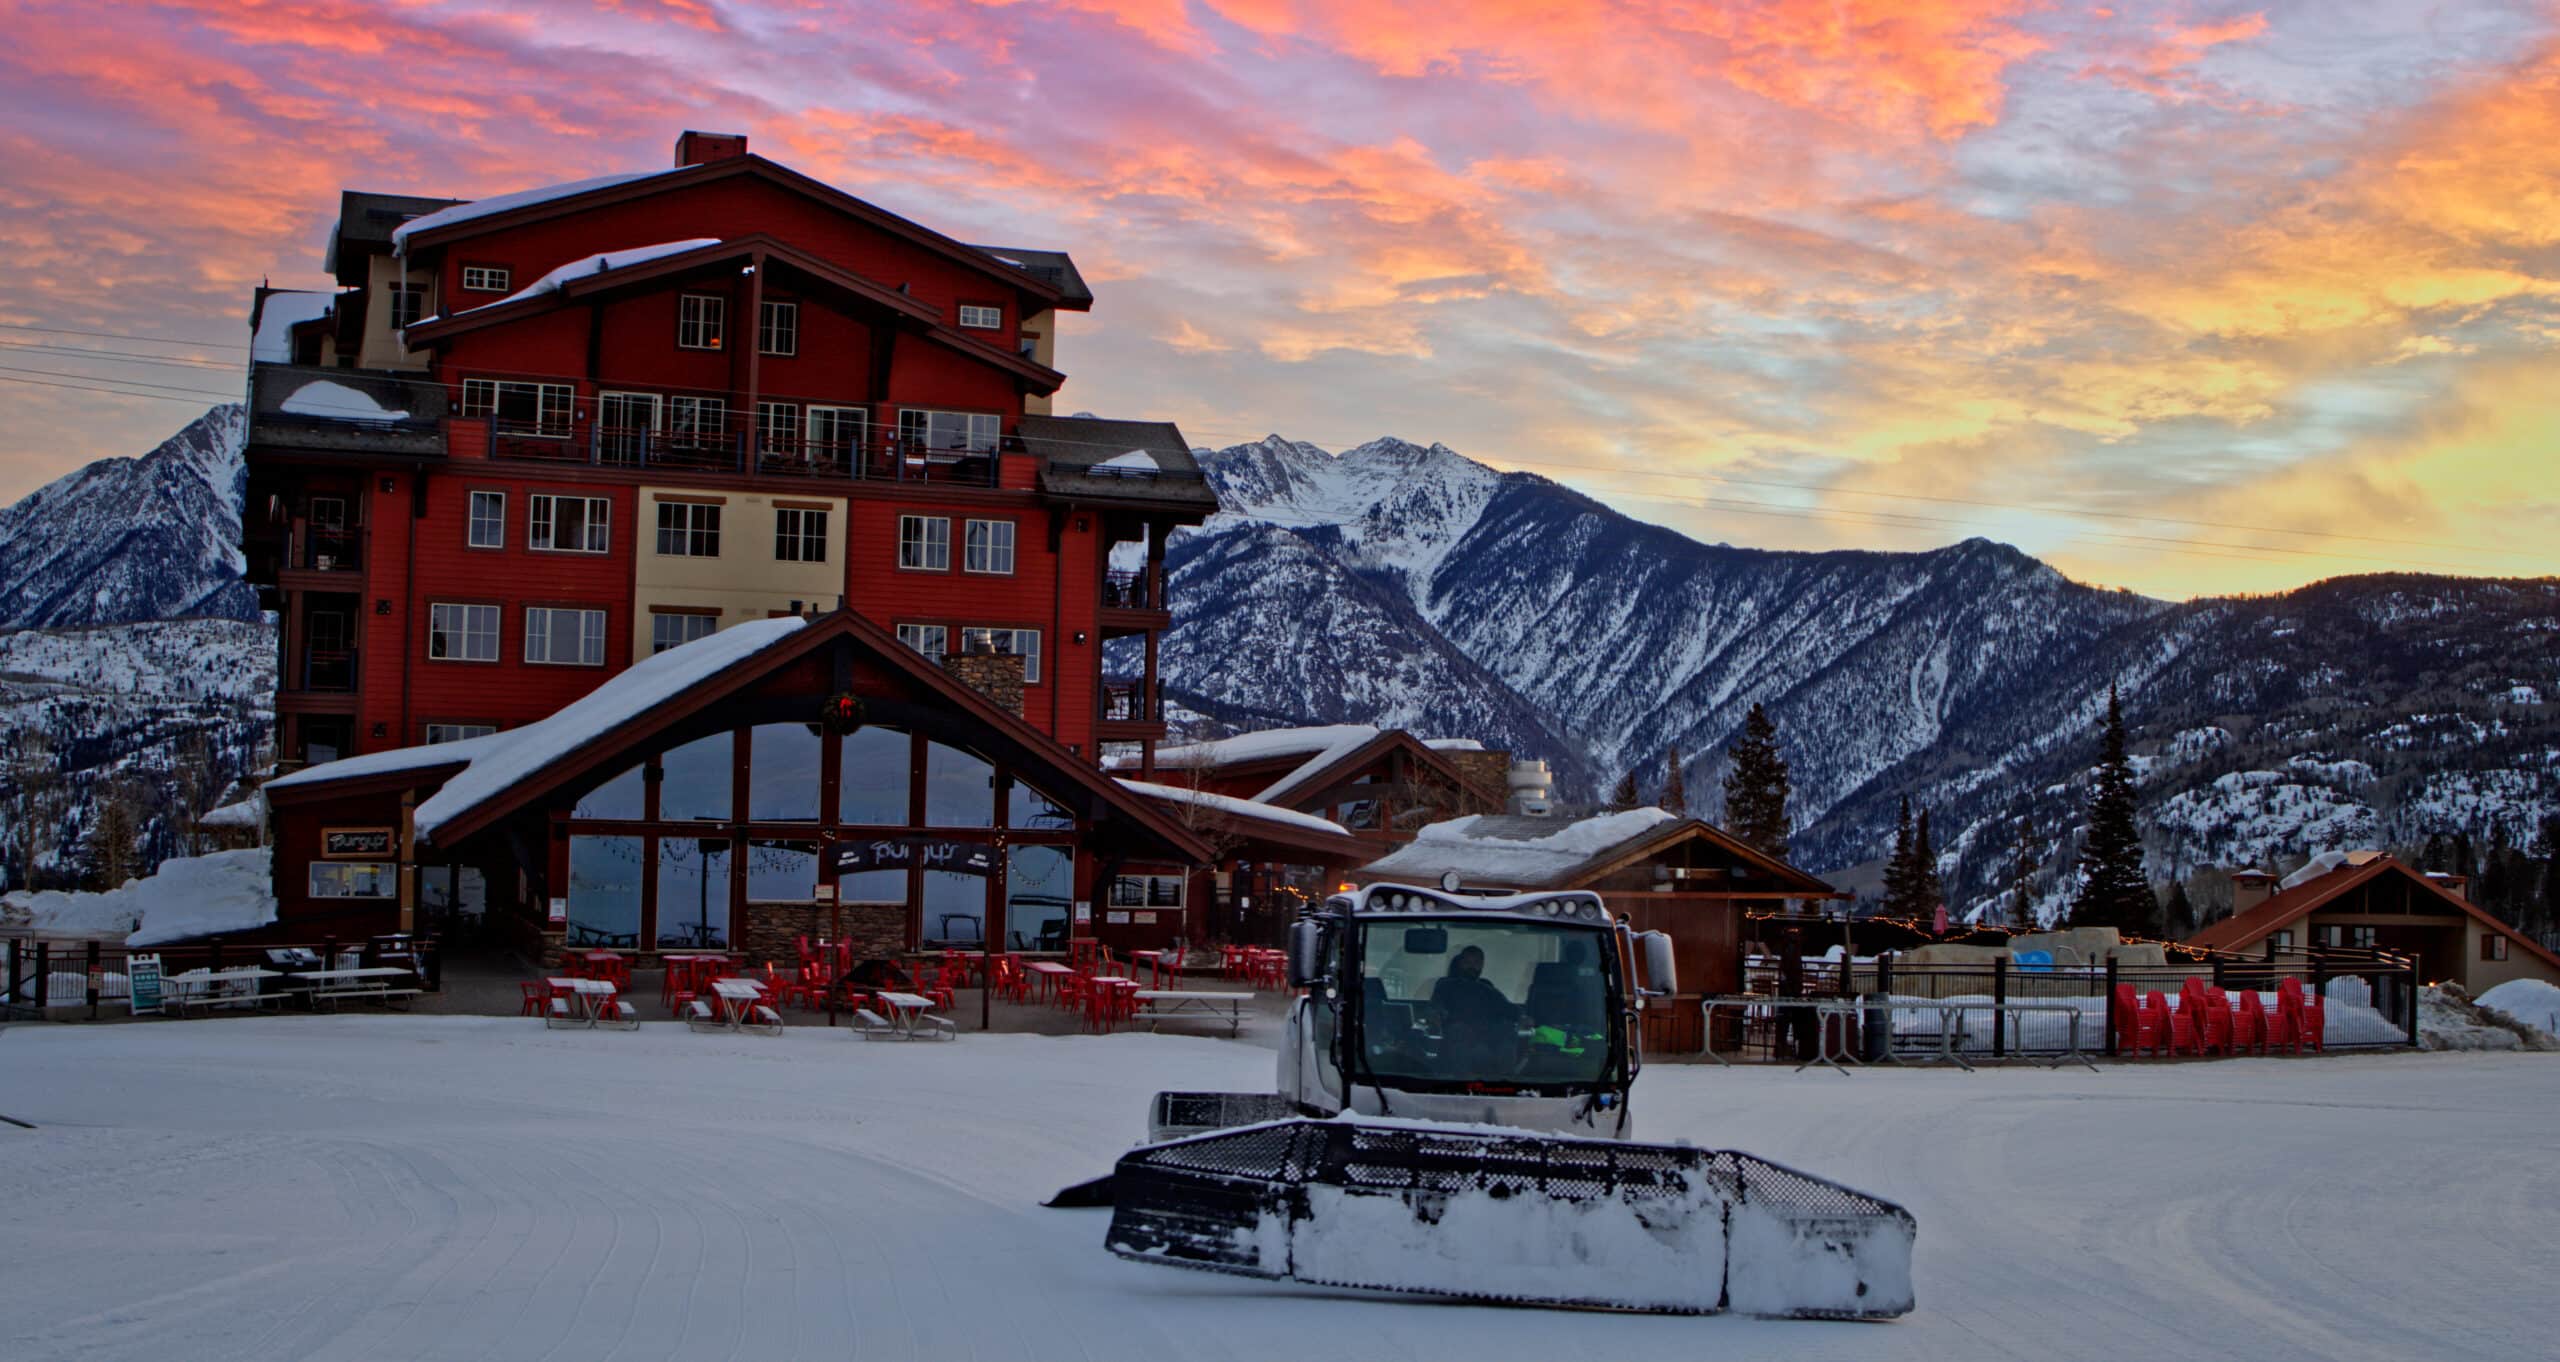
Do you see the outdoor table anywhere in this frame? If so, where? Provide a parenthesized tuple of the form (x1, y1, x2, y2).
(300, 965, 420, 1011)
(873, 990, 938, 1037)
(1087, 978, 1143, 1033)
(1129, 950, 1181, 989)
(165, 967, 282, 1017)
(1701, 994, 1864, 1074)
(544, 977, 621, 1029)
(1134, 989, 1250, 1037)
(1026, 960, 1075, 1003)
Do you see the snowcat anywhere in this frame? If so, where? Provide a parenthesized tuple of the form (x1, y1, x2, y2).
(1059, 881, 1917, 1318)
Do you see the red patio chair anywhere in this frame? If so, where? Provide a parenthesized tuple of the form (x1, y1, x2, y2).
(2259, 988, 2300, 1054)
(2183, 980, 2233, 1056)
(2113, 983, 2161, 1056)
(2230, 990, 2266, 1054)
(560, 954, 586, 979)
(2141, 991, 2180, 1057)
(911, 966, 956, 1011)
(2279, 978, 2325, 1053)
(2162, 989, 2199, 1056)
(518, 981, 548, 1017)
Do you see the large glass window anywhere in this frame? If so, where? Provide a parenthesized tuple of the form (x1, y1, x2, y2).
(566, 836, 644, 949)
(837, 726, 910, 826)
(573, 764, 646, 820)
(899, 408, 999, 452)
(922, 869, 986, 948)
(1007, 778, 1073, 831)
(925, 740, 994, 827)
(1007, 844, 1074, 952)
(461, 380, 572, 437)
(654, 835, 731, 950)
(1357, 920, 1612, 1087)
(654, 501, 721, 557)
(529, 494, 609, 553)
(651, 610, 717, 654)
(658, 732, 732, 823)
(748, 723, 824, 822)
(745, 838, 818, 902)
(309, 862, 395, 898)
(838, 868, 905, 904)
(964, 519, 1015, 574)
(467, 491, 505, 548)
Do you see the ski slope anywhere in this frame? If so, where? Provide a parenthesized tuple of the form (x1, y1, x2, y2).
(1, 1018, 2553, 1361)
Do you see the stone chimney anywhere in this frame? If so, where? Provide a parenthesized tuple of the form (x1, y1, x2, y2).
(941, 646, 1025, 717)
(2230, 869, 2277, 915)
(1437, 746, 1512, 813)
(674, 130, 749, 168)
(2432, 872, 2469, 901)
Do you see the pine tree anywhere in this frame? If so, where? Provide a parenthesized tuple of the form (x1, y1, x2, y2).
(2537, 816, 2560, 945)
(2481, 828, 2516, 925)
(1660, 745, 1687, 814)
(2069, 684, 2152, 934)
(2422, 831, 2450, 873)
(1607, 769, 1639, 811)
(1914, 809, 1943, 923)
(2007, 821, 2039, 933)
(2162, 880, 2196, 939)
(1881, 797, 1919, 921)
(1718, 703, 1792, 860)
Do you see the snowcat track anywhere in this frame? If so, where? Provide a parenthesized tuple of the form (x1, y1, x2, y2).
(1104, 1118, 1916, 1318)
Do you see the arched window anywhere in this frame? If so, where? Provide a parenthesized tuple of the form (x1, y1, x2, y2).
(748, 723, 824, 822)
(837, 725, 909, 826)
(658, 731, 733, 823)
(572, 765, 646, 820)
(1008, 778, 1074, 831)
(925, 739, 994, 827)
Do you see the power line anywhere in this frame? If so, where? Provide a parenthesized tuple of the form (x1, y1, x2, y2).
(0, 372, 238, 406)
(0, 364, 241, 403)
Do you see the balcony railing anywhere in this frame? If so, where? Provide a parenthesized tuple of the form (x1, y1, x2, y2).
(486, 415, 1009, 488)
(1100, 679, 1160, 723)
(1101, 568, 1164, 612)
(289, 527, 363, 573)
(248, 363, 448, 457)
(299, 648, 360, 694)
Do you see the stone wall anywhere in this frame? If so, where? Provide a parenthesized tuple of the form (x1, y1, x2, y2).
(941, 650, 1026, 717)
(738, 901, 908, 965)
(1439, 748, 1512, 813)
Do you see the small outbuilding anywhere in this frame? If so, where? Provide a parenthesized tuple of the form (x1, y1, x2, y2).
(2188, 851, 2560, 994)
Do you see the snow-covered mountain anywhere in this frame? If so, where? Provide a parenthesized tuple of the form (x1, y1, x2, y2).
(1145, 435, 2560, 918)
(0, 404, 254, 629)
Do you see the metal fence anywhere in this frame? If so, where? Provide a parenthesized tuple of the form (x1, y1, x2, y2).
(1, 934, 441, 1021)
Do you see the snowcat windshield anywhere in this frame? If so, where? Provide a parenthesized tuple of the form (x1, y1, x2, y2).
(1354, 919, 1614, 1088)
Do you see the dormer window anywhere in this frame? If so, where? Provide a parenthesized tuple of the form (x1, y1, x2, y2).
(957, 304, 1002, 330)
(461, 265, 511, 293)
(679, 293, 727, 350)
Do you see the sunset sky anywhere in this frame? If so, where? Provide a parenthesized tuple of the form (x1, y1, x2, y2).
(3, 0, 2555, 598)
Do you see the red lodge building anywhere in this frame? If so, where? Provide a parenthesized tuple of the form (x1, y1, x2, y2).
(238, 133, 1361, 960)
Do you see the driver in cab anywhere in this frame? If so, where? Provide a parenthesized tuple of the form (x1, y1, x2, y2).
(1429, 945, 1519, 1073)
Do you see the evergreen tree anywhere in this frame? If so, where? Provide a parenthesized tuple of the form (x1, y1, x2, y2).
(1881, 797, 1919, 920)
(1718, 703, 1792, 860)
(2162, 879, 2196, 939)
(2422, 831, 2450, 873)
(1606, 769, 1639, 811)
(2069, 684, 2152, 933)
(1914, 809, 1943, 923)
(2481, 828, 2516, 925)
(2452, 830, 2477, 883)
(2007, 821, 2039, 933)
(1660, 745, 1687, 814)
(2537, 816, 2560, 944)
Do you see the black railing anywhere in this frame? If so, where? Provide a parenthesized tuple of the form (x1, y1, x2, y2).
(3, 933, 441, 1021)
(1102, 568, 1162, 611)
(1101, 679, 1158, 723)
(485, 417, 1007, 487)
(298, 530, 362, 572)
(300, 647, 359, 693)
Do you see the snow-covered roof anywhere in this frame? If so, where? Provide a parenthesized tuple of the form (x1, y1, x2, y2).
(452, 239, 722, 316)
(1139, 724, 1381, 773)
(1359, 809, 1680, 888)
(197, 795, 265, 829)
(415, 617, 807, 838)
(2278, 848, 2384, 891)
(1423, 738, 1486, 752)
(1094, 449, 1161, 472)
(266, 731, 504, 790)
(251, 291, 335, 364)
(279, 379, 409, 423)
(1116, 779, 1351, 838)
(392, 169, 680, 252)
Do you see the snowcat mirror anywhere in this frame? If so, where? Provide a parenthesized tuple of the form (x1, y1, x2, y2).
(1639, 931, 1677, 997)
(1287, 919, 1325, 988)
(1401, 926, 1448, 955)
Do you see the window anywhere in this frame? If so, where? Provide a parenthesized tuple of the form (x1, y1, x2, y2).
(2485, 935, 2509, 962)
(755, 401, 799, 456)
(807, 406, 865, 461)
(529, 494, 610, 553)
(957, 304, 1003, 329)
(651, 610, 718, 654)
(898, 515, 950, 570)
(387, 283, 427, 331)
(664, 395, 723, 443)
(898, 408, 1000, 453)
(660, 732, 733, 821)
(308, 495, 347, 533)
(678, 293, 726, 350)
(758, 300, 798, 355)
(1110, 875, 1186, 908)
(467, 491, 505, 548)
(654, 500, 721, 557)
(750, 724, 826, 822)
(959, 626, 1041, 683)
(925, 740, 994, 827)
(838, 725, 909, 825)
(461, 379, 573, 436)
(655, 837, 732, 950)
(775, 506, 828, 563)
(425, 723, 496, 744)
(964, 519, 1016, 575)
(310, 862, 396, 898)
(566, 836, 643, 948)
(461, 265, 511, 293)
(2272, 930, 2294, 949)
(427, 602, 499, 661)
(524, 606, 607, 666)
(896, 623, 946, 659)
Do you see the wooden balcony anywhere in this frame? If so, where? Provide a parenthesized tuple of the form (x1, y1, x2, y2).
(1098, 677, 1166, 741)
(1099, 568, 1171, 637)
(485, 417, 1010, 488)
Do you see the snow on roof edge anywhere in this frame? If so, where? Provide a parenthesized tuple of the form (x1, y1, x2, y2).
(391, 169, 680, 252)
(1116, 780, 1350, 837)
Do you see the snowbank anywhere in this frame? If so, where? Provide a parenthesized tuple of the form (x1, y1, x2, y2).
(279, 380, 408, 422)
(0, 848, 276, 946)
(2475, 978, 2560, 1038)
(1361, 808, 1678, 884)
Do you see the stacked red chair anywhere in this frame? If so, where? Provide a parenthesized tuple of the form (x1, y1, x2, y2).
(2230, 991, 2266, 1054)
(2144, 991, 2182, 1057)
(2181, 979, 2234, 1056)
(2278, 978, 2326, 1053)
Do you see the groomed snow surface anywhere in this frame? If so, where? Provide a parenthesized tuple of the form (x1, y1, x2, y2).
(5, 1020, 2555, 1361)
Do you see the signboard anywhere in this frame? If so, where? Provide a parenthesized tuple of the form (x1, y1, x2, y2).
(1074, 900, 1091, 923)
(1106, 911, 1131, 925)
(322, 826, 395, 859)
(1134, 911, 1158, 925)
(828, 838, 994, 877)
(548, 896, 568, 925)
(128, 953, 164, 1016)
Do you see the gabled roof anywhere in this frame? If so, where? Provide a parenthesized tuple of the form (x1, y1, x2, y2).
(1117, 723, 1498, 809)
(968, 246, 1092, 310)
(2188, 854, 2560, 973)
(390, 155, 1066, 310)
(1352, 809, 1842, 895)
(401, 235, 1063, 393)
(329, 190, 465, 282)
(274, 610, 1215, 863)
(1116, 779, 1373, 863)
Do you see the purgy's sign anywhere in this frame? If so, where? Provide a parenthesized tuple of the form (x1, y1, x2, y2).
(322, 827, 394, 859)
(829, 839, 994, 877)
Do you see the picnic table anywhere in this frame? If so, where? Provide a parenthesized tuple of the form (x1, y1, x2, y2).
(165, 967, 283, 1017)
(856, 990, 955, 1041)
(1133, 989, 1251, 1037)
(688, 978, 783, 1035)
(300, 965, 420, 1011)
(543, 977, 636, 1030)
(1128, 950, 1186, 989)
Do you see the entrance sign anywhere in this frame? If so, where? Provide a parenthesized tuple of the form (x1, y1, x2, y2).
(829, 838, 994, 877)
(128, 954, 164, 1016)
(322, 827, 395, 858)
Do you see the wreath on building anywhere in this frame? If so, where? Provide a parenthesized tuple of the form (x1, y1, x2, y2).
(820, 692, 867, 735)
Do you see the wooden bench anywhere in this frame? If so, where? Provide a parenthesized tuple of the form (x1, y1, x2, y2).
(1133, 990, 1251, 1037)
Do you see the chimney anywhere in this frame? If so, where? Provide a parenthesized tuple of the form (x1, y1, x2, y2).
(2434, 872, 2469, 902)
(1506, 758, 1555, 816)
(2230, 869, 2276, 915)
(940, 642, 1025, 718)
(674, 130, 748, 168)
